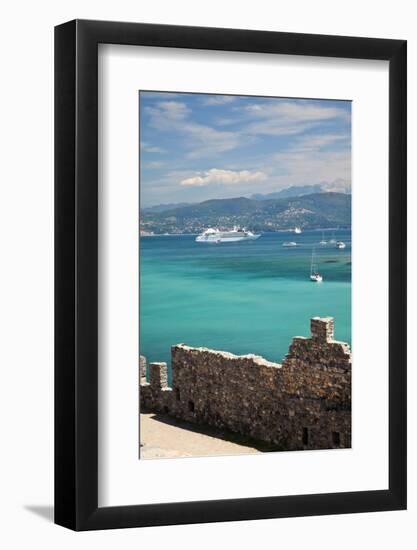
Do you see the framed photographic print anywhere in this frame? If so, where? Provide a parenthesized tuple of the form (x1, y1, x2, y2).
(55, 20, 406, 530)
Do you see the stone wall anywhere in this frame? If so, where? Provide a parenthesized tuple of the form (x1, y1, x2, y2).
(140, 317, 351, 451)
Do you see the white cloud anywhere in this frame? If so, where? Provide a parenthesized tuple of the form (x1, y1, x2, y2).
(184, 126, 240, 158)
(321, 179, 351, 193)
(273, 149, 351, 186)
(144, 101, 241, 158)
(181, 168, 266, 187)
(141, 92, 183, 100)
(201, 96, 236, 106)
(145, 101, 190, 127)
(243, 101, 348, 137)
(143, 98, 349, 158)
(141, 142, 165, 154)
(144, 161, 164, 169)
(245, 101, 344, 120)
(213, 117, 237, 126)
(140, 97, 351, 204)
(259, 129, 351, 190)
(292, 133, 349, 152)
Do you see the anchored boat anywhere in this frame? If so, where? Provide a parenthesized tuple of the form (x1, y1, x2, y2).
(310, 248, 323, 282)
(195, 227, 260, 243)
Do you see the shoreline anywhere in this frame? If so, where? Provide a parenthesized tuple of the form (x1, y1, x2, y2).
(140, 227, 352, 237)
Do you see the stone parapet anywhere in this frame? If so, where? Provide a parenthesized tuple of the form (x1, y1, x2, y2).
(311, 316, 335, 343)
(140, 317, 351, 451)
(149, 362, 168, 389)
(139, 355, 147, 383)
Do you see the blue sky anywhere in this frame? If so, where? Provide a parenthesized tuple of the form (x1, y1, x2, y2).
(140, 91, 351, 207)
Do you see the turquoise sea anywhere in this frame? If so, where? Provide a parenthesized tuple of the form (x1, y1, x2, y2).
(139, 230, 351, 371)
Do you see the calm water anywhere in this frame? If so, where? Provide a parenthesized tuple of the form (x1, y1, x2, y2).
(140, 230, 351, 370)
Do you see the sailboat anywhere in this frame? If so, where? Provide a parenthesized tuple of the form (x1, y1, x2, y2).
(319, 230, 327, 245)
(310, 248, 323, 282)
(329, 231, 337, 244)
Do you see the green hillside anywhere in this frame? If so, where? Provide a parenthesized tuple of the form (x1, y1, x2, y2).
(140, 192, 351, 234)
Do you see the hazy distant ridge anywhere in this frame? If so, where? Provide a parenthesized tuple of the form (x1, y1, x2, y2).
(143, 181, 350, 212)
(142, 201, 191, 213)
(141, 192, 351, 234)
(251, 184, 323, 200)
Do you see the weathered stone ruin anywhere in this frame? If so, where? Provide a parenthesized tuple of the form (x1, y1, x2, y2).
(140, 317, 351, 451)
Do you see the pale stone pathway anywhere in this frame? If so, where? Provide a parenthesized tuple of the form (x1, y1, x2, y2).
(140, 413, 259, 459)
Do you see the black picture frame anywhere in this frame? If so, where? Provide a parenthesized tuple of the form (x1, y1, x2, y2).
(55, 19, 407, 531)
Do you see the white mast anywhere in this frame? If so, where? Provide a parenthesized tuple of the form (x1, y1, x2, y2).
(310, 247, 316, 276)
(310, 247, 323, 282)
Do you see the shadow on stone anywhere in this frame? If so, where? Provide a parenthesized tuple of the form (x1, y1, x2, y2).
(146, 412, 285, 453)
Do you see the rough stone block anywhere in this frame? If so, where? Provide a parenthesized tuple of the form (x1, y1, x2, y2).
(139, 355, 147, 382)
(149, 362, 168, 389)
(311, 317, 334, 342)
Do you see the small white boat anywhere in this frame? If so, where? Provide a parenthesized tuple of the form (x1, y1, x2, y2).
(294, 226, 302, 234)
(310, 248, 323, 282)
(310, 273, 323, 282)
(283, 241, 297, 247)
(329, 232, 337, 244)
(319, 231, 327, 245)
(336, 241, 346, 249)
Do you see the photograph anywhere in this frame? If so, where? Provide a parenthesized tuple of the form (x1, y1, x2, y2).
(138, 91, 352, 459)
(0, 0, 410, 540)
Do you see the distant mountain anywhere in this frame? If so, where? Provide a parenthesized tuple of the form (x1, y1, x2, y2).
(140, 192, 351, 234)
(142, 201, 191, 213)
(320, 179, 351, 194)
(251, 184, 323, 201)
(143, 181, 350, 213)
(251, 180, 350, 201)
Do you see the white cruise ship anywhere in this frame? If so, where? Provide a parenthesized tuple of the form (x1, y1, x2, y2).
(195, 227, 260, 243)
